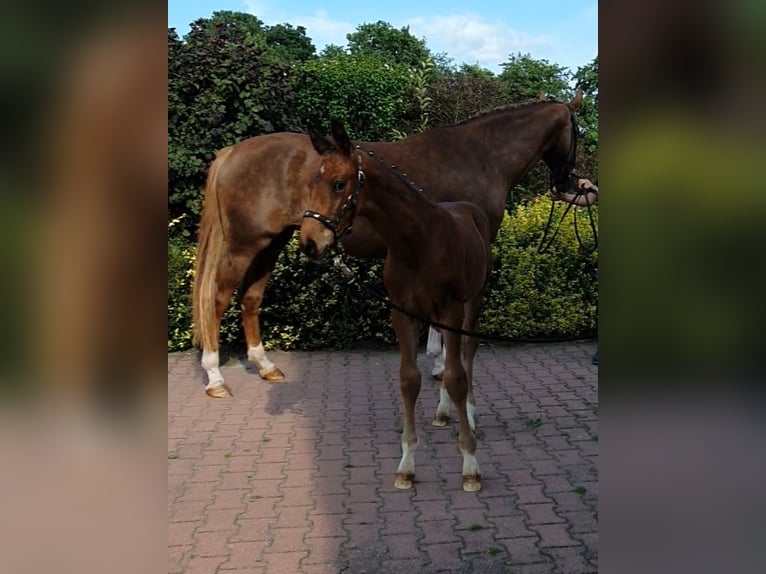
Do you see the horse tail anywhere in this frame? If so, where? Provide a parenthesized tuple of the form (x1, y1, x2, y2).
(192, 145, 233, 350)
(567, 89, 584, 111)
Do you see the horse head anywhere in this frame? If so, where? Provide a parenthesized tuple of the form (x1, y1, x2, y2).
(301, 121, 365, 259)
(543, 89, 583, 197)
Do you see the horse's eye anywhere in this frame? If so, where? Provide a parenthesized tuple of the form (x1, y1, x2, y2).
(332, 180, 346, 193)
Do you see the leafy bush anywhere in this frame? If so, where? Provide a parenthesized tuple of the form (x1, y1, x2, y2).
(168, 235, 195, 351)
(480, 200, 598, 339)
(167, 199, 597, 351)
(296, 54, 412, 141)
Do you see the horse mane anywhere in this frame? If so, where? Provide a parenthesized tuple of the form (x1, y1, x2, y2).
(455, 96, 571, 126)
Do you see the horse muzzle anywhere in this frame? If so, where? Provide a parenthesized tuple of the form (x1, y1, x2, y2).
(299, 221, 335, 259)
(300, 237, 320, 258)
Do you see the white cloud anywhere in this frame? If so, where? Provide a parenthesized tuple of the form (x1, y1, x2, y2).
(292, 11, 353, 49)
(406, 13, 553, 71)
(236, 3, 594, 72)
(241, 0, 351, 51)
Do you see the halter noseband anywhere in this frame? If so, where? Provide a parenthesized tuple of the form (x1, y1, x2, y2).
(302, 152, 365, 242)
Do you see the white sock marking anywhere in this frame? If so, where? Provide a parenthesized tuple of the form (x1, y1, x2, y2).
(396, 439, 418, 476)
(201, 349, 224, 388)
(431, 346, 446, 377)
(426, 327, 442, 357)
(467, 401, 476, 432)
(436, 385, 451, 417)
(247, 343, 276, 372)
(461, 449, 480, 478)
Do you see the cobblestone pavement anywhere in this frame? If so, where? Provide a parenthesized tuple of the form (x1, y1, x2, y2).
(168, 342, 598, 573)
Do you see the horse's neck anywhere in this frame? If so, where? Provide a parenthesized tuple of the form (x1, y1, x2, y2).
(411, 103, 564, 172)
(471, 106, 566, 176)
(357, 159, 441, 261)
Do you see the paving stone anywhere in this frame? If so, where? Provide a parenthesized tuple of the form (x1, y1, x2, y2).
(168, 344, 597, 574)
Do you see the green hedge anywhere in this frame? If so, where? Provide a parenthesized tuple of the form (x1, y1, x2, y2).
(480, 200, 598, 338)
(168, 200, 598, 352)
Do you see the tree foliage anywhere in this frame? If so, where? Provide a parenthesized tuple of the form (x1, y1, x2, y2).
(428, 70, 508, 127)
(499, 52, 572, 102)
(346, 21, 431, 69)
(264, 23, 316, 63)
(168, 17, 304, 236)
(574, 56, 599, 159)
(296, 54, 412, 141)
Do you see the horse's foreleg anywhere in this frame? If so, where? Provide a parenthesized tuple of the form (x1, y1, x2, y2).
(391, 311, 422, 490)
(442, 325, 481, 492)
(428, 326, 452, 427)
(240, 230, 293, 381)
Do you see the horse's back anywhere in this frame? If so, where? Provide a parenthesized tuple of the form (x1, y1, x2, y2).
(219, 132, 315, 188)
(441, 201, 492, 246)
(216, 133, 320, 237)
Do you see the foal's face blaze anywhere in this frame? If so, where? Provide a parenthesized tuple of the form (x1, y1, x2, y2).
(299, 156, 356, 258)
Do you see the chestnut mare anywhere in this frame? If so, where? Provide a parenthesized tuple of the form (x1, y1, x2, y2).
(302, 121, 492, 491)
(192, 92, 582, 398)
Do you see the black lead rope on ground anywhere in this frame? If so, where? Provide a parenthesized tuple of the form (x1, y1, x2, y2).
(332, 255, 596, 344)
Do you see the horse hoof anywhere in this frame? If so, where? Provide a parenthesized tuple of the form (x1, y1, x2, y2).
(260, 367, 285, 382)
(205, 384, 232, 399)
(432, 413, 449, 427)
(462, 474, 482, 492)
(394, 472, 414, 490)
(432, 372, 443, 381)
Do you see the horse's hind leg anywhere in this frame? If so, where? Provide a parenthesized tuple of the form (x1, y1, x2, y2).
(461, 293, 484, 432)
(442, 316, 481, 492)
(427, 326, 446, 380)
(391, 311, 422, 490)
(240, 230, 293, 381)
(430, 327, 452, 427)
(202, 251, 251, 398)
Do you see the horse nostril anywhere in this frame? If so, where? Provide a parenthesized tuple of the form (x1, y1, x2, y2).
(302, 238, 318, 258)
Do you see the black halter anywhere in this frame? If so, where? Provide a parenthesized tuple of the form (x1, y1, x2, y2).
(547, 110, 580, 195)
(302, 153, 365, 242)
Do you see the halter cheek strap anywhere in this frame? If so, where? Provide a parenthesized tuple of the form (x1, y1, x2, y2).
(303, 153, 365, 242)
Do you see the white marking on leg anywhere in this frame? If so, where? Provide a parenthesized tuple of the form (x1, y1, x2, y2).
(436, 385, 451, 418)
(396, 439, 418, 477)
(201, 349, 224, 389)
(426, 327, 442, 357)
(431, 345, 446, 377)
(247, 343, 276, 374)
(467, 401, 476, 432)
(461, 448, 480, 478)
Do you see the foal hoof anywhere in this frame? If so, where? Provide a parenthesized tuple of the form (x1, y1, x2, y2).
(462, 474, 482, 492)
(205, 384, 233, 399)
(432, 413, 449, 427)
(259, 366, 285, 382)
(394, 472, 414, 490)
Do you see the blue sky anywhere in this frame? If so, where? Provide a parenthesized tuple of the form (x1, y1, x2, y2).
(168, 1, 597, 74)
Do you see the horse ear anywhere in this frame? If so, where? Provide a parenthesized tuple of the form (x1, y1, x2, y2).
(309, 129, 333, 156)
(330, 120, 352, 157)
(568, 89, 583, 111)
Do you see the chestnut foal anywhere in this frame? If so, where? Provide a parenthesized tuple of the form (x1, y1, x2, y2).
(300, 122, 492, 492)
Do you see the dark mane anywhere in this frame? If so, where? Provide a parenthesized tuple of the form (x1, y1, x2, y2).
(456, 98, 565, 126)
